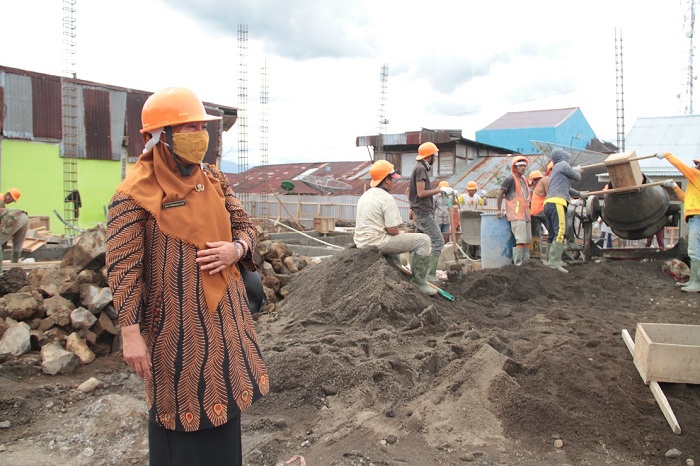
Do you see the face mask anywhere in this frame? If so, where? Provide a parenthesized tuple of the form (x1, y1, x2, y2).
(172, 130, 209, 164)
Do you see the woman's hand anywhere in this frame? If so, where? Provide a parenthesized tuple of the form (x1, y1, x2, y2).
(121, 324, 151, 379)
(196, 241, 244, 275)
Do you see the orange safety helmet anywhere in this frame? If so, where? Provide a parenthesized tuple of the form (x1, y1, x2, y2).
(438, 180, 450, 188)
(511, 155, 528, 168)
(7, 188, 21, 202)
(369, 160, 400, 187)
(416, 142, 439, 160)
(140, 87, 221, 133)
(528, 170, 543, 181)
(466, 181, 478, 190)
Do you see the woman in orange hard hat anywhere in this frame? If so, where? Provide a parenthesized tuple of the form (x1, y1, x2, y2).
(0, 187, 29, 271)
(105, 87, 269, 464)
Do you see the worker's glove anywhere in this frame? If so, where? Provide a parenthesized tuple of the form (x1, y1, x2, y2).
(663, 179, 677, 189)
(440, 186, 454, 196)
(573, 165, 583, 173)
(578, 191, 589, 198)
(655, 152, 667, 159)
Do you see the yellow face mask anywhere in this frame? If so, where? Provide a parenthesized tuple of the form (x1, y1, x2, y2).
(172, 130, 209, 164)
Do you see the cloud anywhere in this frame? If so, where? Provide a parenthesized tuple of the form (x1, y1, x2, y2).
(166, 0, 379, 60)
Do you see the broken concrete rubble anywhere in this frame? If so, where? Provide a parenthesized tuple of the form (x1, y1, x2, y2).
(0, 224, 319, 375)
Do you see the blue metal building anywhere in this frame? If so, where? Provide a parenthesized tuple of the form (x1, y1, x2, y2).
(475, 108, 597, 154)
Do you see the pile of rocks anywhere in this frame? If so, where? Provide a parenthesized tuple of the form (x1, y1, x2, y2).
(0, 225, 319, 374)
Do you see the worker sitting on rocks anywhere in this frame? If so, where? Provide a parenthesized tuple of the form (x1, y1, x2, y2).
(656, 151, 700, 292)
(0, 188, 29, 272)
(355, 160, 436, 296)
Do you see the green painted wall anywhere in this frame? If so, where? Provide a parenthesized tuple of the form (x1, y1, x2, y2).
(1, 139, 122, 231)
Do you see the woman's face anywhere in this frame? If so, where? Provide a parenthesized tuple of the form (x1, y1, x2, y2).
(172, 121, 208, 133)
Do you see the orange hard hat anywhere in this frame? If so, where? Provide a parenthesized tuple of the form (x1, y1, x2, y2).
(438, 180, 450, 188)
(7, 188, 20, 201)
(369, 160, 400, 187)
(140, 87, 221, 133)
(512, 155, 528, 168)
(528, 170, 543, 181)
(466, 181, 478, 190)
(417, 142, 439, 160)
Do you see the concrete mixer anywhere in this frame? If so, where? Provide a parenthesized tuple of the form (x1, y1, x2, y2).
(574, 152, 684, 261)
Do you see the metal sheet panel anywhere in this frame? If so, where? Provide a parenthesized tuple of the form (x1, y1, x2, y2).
(109, 90, 127, 161)
(126, 91, 149, 161)
(2, 73, 33, 139)
(83, 87, 111, 160)
(31, 75, 62, 140)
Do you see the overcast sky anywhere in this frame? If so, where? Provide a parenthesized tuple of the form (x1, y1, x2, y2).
(0, 0, 694, 167)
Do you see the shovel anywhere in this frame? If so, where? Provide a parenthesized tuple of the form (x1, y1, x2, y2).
(443, 191, 468, 280)
(397, 265, 455, 301)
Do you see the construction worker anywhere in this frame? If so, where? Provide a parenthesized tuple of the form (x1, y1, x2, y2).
(496, 156, 532, 266)
(355, 160, 436, 296)
(531, 164, 551, 262)
(0, 188, 29, 271)
(460, 181, 484, 211)
(527, 171, 544, 259)
(656, 151, 700, 292)
(105, 87, 269, 463)
(543, 149, 586, 273)
(434, 181, 452, 243)
(409, 141, 445, 284)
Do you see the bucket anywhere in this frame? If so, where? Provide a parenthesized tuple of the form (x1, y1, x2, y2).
(459, 210, 482, 246)
(480, 213, 515, 269)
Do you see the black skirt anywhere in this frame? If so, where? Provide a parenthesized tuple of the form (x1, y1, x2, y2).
(148, 414, 242, 466)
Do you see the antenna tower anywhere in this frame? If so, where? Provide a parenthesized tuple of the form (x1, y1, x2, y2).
(684, 0, 696, 114)
(615, 29, 626, 152)
(237, 24, 249, 207)
(376, 63, 389, 161)
(260, 59, 269, 221)
(62, 0, 79, 236)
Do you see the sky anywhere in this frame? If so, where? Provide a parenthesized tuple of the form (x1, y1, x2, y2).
(0, 0, 695, 168)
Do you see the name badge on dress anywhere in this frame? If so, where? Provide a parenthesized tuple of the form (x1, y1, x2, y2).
(162, 200, 186, 210)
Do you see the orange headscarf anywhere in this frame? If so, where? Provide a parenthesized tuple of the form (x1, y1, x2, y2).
(116, 141, 238, 313)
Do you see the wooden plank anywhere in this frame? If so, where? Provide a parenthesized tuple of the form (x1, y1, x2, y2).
(605, 151, 644, 188)
(6, 238, 46, 252)
(2, 260, 61, 270)
(634, 323, 700, 385)
(621, 328, 682, 435)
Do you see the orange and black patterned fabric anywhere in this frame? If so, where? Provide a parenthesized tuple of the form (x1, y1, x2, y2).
(106, 163, 269, 432)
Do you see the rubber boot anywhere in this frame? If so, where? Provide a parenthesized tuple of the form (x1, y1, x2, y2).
(681, 260, 700, 292)
(512, 247, 525, 266)
(541, 243, 550, 265)
(562, 243, 576, 264)
(523, 248, 530, 262)
(11, 251, 20, 263)
(388, 254, 403, 268)
(410, 254, 438, 296)
(546, 241, 569, 273)
(426, 253, 440, 285)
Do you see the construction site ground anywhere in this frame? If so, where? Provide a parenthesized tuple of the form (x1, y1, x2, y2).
(1, 248, 700, 465)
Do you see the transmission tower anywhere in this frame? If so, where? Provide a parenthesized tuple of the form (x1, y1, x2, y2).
(376, 63, 389, 161)
(683, 0, 696, 114)
(615, 29, 626, 152)
(237, 24, 249, 207)
(259, 59, 269, 222)
(62, 0, 80, 236)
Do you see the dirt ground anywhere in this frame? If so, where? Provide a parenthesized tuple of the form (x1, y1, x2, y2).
(1, 248, 699, 465)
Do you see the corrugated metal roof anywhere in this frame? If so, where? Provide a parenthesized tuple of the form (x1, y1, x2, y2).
(627, 115, 700, 174)
(480, 108, 578, 130)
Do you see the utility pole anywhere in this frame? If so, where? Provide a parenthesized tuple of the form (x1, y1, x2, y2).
(62, 0, 79, 236)
(376, 63, 389, 162)
(615, 29, 626, 152)
(260, 59, 269, 222)
(683, 0, 696, 114)
(237, 24, 249, 207)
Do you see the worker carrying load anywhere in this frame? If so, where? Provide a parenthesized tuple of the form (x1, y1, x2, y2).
(355, 160, 437, 296)
(0, 188, 29, 272)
